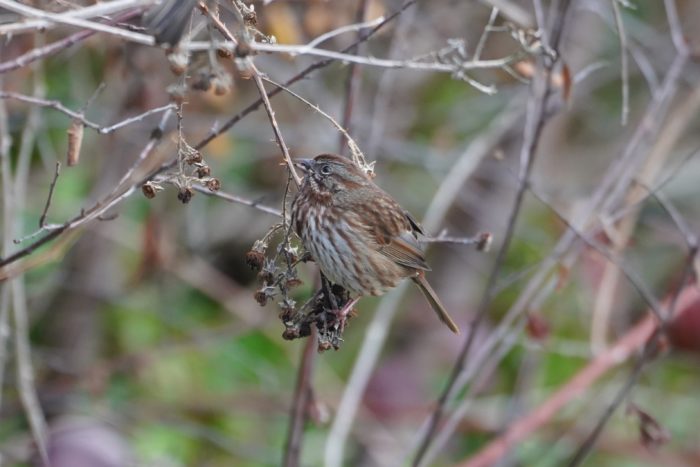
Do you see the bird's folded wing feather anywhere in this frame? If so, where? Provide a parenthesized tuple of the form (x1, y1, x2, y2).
(378, 231, 430, 271)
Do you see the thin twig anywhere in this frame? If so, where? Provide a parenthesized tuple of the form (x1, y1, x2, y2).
(421, 233, 490, 248)
(611, 0, 630, 125)
(251, 72, 301, 187)
(192, 185, 282, 217)
(473, 7, 500, 61)
(663, 0, 688, 54)
(306, 16, 385, 49)
(38, 161, 60, 228)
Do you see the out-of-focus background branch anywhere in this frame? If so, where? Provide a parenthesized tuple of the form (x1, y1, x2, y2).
(1, 1, 700, 466)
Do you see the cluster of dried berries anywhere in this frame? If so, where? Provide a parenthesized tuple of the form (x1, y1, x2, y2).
(141, 141, 220, 204)
(245, 227, 354, 351)
(160, 1, 285, 103)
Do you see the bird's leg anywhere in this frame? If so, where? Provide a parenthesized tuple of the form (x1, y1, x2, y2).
(339, 297, 359, 319)
(335, 297, 359, 334)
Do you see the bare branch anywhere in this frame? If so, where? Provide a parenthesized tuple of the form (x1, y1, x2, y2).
(0, 0, 155, 45)
(0, 0, 149, 35)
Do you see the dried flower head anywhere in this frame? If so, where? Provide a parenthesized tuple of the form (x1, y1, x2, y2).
(254, 290, 269, 306)
(185, 151, 203, 165)
(245, 250, 265, 270)
(177, 186, 193, 204)
(142, 182, 157, 199)
(206, 178, 221, 192)
(196, 166, 211, 178)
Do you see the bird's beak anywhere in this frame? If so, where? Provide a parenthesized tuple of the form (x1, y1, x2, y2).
(294, 158, 314, 173)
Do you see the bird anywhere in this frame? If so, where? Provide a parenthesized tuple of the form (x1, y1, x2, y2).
(290, 153, 459, 333)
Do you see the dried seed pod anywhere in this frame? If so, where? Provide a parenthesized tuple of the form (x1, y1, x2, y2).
(243, 10, 257, 26)
(142, 182, 157, 199)
(206, 178, 221, 192)
(196, 165, 211, 178)
(177, 186, 193, 204)
(185, 151, 203, 165)
(66, 119, 84, 167)
(245, 250, 265, 270)
(254, 290, 268, 306)
(258, 269, 274, 285)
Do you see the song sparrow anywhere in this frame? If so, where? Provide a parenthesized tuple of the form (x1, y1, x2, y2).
(291, 154, 459, 334)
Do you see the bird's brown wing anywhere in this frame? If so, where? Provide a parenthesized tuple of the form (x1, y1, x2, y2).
(376, 209, 429, 270)
(350, 187, 429, 270)
(378, 230, 430, 271)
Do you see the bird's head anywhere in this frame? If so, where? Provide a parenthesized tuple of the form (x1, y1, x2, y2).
(295, 154, 369, 196)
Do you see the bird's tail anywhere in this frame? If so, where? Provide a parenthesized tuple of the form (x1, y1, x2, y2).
(412, 274, 460, 334)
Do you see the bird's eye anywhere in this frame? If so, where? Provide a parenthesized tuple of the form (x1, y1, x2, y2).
(320, 164, 332, 175)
